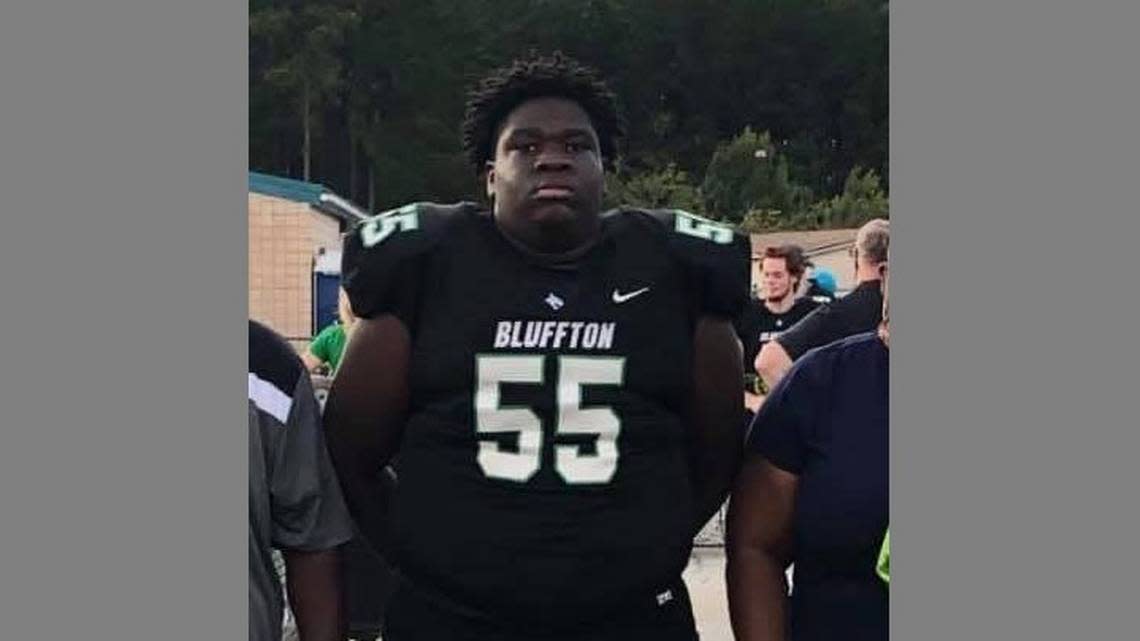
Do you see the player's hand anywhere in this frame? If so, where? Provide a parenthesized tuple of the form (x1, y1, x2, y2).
(743, 391, 765, 413)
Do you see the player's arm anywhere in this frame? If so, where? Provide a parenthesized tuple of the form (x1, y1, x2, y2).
(265, 334, 354, 641)
(688, 316, 745, 534)
(301, 351, 324, 373)
(283, 548, 344, 641)
(726, 456, 797, 641)
(743, 390, 765, 413)
(758, 300, 836, 390)
(325, 202, 453, 552)
(650, 208, 751, 533)
(323, 315, 410, 553)
(755, 340, 794, 391)
(303, 326, 332, 373)
(729, 341, 823, 641)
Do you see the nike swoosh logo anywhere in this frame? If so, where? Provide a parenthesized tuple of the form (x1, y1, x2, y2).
(612, 286, 651, 303)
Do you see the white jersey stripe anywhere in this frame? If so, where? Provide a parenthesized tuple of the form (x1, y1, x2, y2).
(248, 372, 293, 425)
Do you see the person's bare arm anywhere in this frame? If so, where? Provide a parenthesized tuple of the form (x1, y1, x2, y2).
(322, 315, 409, 552)
(756, 340, 794, 391)
(743, 390, 766, 414)
(300, 351, 324, 373)
(688, 316, 746, 533)
(283, 548, 344, 641)
(727, 457, 798, 641)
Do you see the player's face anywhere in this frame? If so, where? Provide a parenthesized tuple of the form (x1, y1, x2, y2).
(486, 97, 605, 251)
(761, 257, 793, 301)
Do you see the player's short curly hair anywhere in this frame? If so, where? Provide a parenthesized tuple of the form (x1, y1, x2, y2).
(461, 51, 623, 174)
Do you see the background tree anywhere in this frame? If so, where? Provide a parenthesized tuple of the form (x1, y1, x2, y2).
(604, 163, 704, 214)
(250, 0, 359, 181)
(700, 128, 808, 223)
(248, 0, 889, 227)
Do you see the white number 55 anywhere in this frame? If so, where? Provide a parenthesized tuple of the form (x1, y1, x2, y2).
(474, 355, 624, 485)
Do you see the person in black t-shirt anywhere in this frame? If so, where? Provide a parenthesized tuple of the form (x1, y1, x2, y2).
(736, 245, 819, 414)
(727, 261, 890, 641)
(323, 52, 749, 641)
(755, 218, 889, 391)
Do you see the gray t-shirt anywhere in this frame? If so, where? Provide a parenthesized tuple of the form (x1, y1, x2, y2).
(249, 321, 353, 641)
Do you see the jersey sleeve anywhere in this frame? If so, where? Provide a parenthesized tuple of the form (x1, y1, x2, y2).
(248, 320, 353, 552)
(270, 368, 355, 551)
(745, 348, 831, 474)
(652, 209, 753, 319)
(775, 303, 838, 361)
(340, 202, 467, 327)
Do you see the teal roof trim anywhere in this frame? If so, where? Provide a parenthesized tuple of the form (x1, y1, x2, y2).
(249, 171, 326, 205)
(249, 171, 368, 224)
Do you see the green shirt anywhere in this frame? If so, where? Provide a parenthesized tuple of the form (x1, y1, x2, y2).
(309, 322, 348, 373)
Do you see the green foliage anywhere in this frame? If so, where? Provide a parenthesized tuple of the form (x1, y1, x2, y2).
(737, 166, 886, 232)
(250, 2, 359, 179)
(249, 0, 888, 222)
(739, 209, 789, 234)
(807, 166, 890, 228)
(699, 128, 808, 223)
(604, 163, 703, 214)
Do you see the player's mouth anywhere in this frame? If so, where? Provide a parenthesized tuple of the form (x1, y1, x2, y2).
(531, 183, 575, 200)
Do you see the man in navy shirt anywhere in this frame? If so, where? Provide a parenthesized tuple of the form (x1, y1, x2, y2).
(726, 262, 889, 641)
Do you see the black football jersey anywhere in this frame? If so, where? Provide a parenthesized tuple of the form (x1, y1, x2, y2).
(735, 296, 820, 375)
(341, 202, 750, 629)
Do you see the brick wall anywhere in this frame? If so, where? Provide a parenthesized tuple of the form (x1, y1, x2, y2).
(249, 193, 334, 339)
(312, 213, 342, 256)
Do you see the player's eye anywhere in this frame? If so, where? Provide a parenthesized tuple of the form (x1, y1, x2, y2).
(566, 140, 594, 153)
(508, 140, 539, 154)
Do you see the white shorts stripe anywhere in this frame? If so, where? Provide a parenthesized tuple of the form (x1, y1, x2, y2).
(248, 372, 293, 425)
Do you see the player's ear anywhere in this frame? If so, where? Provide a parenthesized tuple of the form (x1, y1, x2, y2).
(484, 162, 496, 199)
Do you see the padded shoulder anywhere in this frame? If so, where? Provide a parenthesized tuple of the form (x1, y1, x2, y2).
(341, 202, 481, 320)
(609, 208, 752, 318)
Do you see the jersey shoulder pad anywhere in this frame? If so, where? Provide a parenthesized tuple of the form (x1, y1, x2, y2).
(602, 207, 739, 243)
(645, 208, 752, 318)
(341, 201, 480, 319)
(645, 208, 740, 245)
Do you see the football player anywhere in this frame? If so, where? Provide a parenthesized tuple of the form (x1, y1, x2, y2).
(324, 52, 749, 641)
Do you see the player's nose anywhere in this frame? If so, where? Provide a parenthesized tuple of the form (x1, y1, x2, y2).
(534, 150, 573, 172)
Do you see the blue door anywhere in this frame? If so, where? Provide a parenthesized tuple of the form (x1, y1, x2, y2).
(312, 272, 341, 335)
